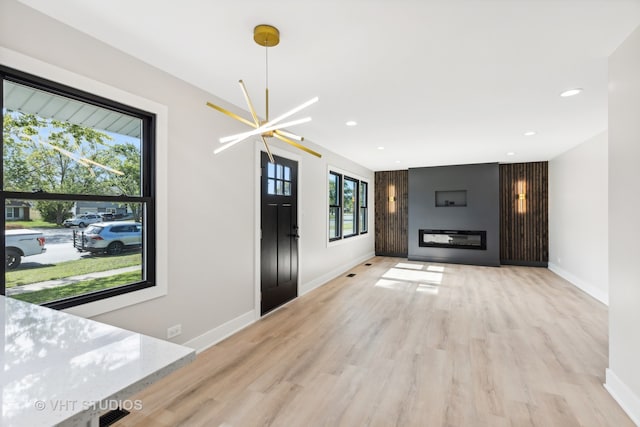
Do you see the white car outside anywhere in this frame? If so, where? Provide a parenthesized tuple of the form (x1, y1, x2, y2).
(63, 214, 102, 228)
(73, 222, 142, 255)
(5, 229, 47, 269)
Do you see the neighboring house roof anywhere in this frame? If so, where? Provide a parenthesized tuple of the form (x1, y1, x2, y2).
(5, 200, 31, 208)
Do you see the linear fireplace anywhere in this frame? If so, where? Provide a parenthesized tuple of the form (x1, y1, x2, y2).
(418, 229, 487, 250)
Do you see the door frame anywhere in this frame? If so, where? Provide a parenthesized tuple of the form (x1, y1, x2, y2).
(253, 141, 302, 318)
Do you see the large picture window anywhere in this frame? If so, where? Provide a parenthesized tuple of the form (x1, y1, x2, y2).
(328, 170, 368, 241)
(1, 66, 155, 309)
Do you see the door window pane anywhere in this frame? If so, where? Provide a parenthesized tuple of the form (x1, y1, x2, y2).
(266, 159, 292, 197)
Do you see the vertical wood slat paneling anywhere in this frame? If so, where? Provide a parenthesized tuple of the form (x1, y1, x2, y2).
(499, 162, 548, 265)
(374, 170, 408, 256)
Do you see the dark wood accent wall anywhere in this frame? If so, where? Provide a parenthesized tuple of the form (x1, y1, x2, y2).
(499, 162, 549, 266)
(375, 170, 408, 257)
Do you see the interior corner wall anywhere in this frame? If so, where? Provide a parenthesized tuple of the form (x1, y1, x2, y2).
(548, 132, 608, 305)
(607, 24, 640, 426)
(0, 0, 374, 348)
(408, 163, 500, 266)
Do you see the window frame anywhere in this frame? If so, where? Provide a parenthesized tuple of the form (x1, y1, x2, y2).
(328, 169, 368, 242)
(1, 64, 157, 310)
(342, 176, 359, 239)
(328, 171, 342, 242)
(359, 181, 368, 234)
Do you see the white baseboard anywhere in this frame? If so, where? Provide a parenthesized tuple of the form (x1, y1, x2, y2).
(182, 252, 375, 353)
(548, 263, 608, 305)
(300, 251, 375, 296)
(183, 310, 257, 354)
(605, 368, 640, 426)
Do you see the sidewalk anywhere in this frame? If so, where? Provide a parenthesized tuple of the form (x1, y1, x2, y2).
(6, 266, 141, 296)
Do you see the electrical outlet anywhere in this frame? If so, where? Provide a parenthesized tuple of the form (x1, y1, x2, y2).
(167, 324, 182, 339)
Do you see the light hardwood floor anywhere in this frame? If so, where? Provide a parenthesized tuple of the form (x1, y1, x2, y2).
(116, 257, 633, 427)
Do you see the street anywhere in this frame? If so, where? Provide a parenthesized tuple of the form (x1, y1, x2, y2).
(19, 227, 88, 267)
(23, 242, 87, 267)
(35, 227, 77, 244)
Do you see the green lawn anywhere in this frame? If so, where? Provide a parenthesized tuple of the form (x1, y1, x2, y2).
(6, 253, 142, 288)
(12, 271, 142, 304)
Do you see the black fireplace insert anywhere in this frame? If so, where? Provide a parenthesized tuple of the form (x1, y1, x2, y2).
(418, 229, 487, 250)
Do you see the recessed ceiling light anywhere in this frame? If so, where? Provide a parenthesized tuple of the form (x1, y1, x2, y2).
(524, 131, 536, 136)
(560, 88, 583, 97)
(346, 120, 357, 126)
(377, 146, 385, 150)
(395, 160, 401, 163)
(507, 152, 516, 156)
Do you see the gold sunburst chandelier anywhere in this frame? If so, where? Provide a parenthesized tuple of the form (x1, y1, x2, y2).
(207, 24, 321, 162)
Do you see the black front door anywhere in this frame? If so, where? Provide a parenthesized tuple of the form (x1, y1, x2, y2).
(261, 151, 299, 315)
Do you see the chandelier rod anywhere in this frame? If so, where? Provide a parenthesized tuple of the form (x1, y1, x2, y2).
(265, 42, 269, 122)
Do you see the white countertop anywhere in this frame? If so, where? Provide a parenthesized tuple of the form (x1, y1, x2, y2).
(1, 296, 195, 426)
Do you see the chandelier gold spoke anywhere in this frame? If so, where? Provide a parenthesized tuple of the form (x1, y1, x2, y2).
(261, 135, 274, 163)
(205, 102, 257, 128)
(239, 79, 260, 126)
(238, 78, 274, 162)
(274, 129, 303, 141)
(273, 133, 321, 158)
(206, 24, 321, 160)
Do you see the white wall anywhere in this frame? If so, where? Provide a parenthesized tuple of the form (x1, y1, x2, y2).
(606, 24, 640, 426)
(548, 132, 608, 304)
(0, 0, 374, 350)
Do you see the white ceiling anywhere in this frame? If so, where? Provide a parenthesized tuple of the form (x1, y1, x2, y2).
(16, 0, 640, 171)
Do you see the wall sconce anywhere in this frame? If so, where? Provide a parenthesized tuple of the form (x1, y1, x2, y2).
(516, 180, 527, 214)
(389, 185, 396, 213)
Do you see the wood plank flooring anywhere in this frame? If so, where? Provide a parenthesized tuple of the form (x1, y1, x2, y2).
(116, 257, 633, 427)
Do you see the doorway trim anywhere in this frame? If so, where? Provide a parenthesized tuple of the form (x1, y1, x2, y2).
(254, 141, 302, 318)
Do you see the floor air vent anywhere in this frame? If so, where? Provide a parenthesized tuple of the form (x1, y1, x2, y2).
(99, 409, 130, 427)
(347, 273, 356, 277)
